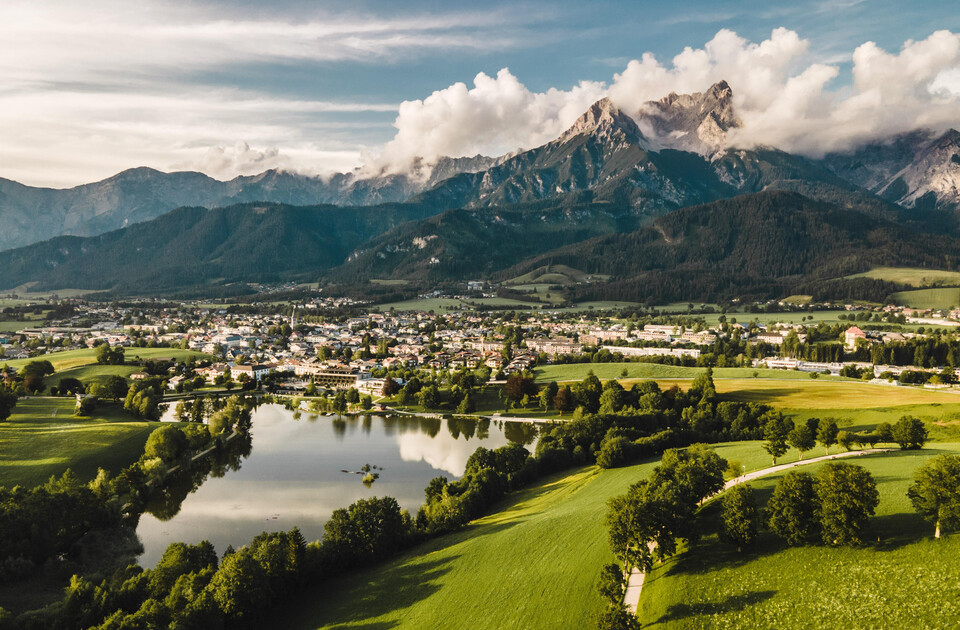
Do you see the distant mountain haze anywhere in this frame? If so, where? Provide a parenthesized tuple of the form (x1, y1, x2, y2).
(3, 81, 960, 300)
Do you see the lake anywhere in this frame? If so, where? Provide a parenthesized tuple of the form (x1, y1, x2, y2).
(137, 404, 539, 566)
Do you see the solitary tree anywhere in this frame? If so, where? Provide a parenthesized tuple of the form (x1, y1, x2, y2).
(788, 424, 816, 460)
(763, 414, 793, 465)
(817, 418, 839, 455)
(907, 454, 960, 538)
(892, 416, 928, 450)
(817, 462, 879, 546)
(456, 391, 476, 414)
(104, 375, 129, 402)
(766, 471, 821, 546)
(144, 425, 188, 463)
(20, 360, 54, 393)
(332, 391, 347, 418)
(720, 484, 759, 551)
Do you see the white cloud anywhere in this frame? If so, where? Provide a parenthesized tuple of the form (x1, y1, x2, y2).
(0, 0, 529, 186)
(369, 68, 606, 173)
(5, 4, 960, 188)
(179, 142, 287, 179)
(0, 0, 525, 85)
(607, 28, 960, 156)
(0, 86, 380, 186)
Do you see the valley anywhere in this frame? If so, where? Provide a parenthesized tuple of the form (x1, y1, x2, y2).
(4, 15, 960, 628)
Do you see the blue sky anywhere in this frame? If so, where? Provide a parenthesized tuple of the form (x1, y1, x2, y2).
(2, 0, 959, 186)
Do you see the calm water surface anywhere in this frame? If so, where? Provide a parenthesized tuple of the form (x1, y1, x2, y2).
(137, 404, 538, 566)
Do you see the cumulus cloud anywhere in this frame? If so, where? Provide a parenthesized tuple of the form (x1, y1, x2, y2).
(178, 142, 288, 180)
(367, 68, 606, 174)
(608, 28, 960, 156)
(370, 28, 960, 173)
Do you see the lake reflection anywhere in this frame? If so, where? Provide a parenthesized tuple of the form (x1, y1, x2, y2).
(136, 404, 537, 566)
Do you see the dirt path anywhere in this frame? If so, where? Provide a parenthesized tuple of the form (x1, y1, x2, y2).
(622, 447, 891, 614)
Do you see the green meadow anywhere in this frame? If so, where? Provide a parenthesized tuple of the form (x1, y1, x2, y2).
(2, 347, 209, 372)
(891, 287, 960, 309)
(0, 397, 160, 488)
(640, 445, 960, 629)
(846, 266, 960, 287)
(277, 441, 775, 630)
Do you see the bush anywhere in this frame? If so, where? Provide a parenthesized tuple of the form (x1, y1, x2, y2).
(144, 426, 188, 463)
(596, 436, 636, 469)
(892, 416, 928, 450)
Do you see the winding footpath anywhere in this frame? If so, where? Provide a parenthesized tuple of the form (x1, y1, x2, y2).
(623, 447, 892, 614)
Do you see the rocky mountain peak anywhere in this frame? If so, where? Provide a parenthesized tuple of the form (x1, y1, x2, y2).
(558, 97, 645, 145)
(637, 80, 740, 156)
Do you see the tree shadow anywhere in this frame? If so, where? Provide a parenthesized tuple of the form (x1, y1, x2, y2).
(326, 622, 399, 630)
(279, 519, 522, 629)
(871, 511, 933, 550)
(661, 532, 785, 577)
(651, 590, 777, 624)
(283, 555, 457, 628)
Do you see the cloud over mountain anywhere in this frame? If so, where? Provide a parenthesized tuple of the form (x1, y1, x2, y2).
(376, 27, 960, 169)
(368, 69, 606, 175)
(180, 142, 289, 180)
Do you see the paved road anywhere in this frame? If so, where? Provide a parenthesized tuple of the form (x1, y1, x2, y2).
(623, 447, 891, 614)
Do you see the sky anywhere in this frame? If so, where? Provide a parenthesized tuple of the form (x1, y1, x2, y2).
(3, 0, 960, 187)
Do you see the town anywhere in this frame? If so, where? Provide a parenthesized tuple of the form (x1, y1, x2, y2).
(6, 293, 960, 406)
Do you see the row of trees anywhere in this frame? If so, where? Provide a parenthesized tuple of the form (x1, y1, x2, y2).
(720, 453, 960, 549)
(762, 416, 928, 465)
(722, 464, 880, 551)
(598, 446, 726, 627)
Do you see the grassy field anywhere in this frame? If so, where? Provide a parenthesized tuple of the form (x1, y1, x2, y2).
(534, 363, 960, 411)
(2, 347, 209, 372)
(373, 298, 466, 312)
(891, 287, 960, 309)
(704, 379, 960, 409)
(47, 364, 140, 387)
(369, 279, 411, 286)
(847, 266, 960, 287)
(277, 441, 778, 630)
(0, 397, 160, 488)
(499, 284, 566, 306)
(504, 264, 610, 286)
(373, 297, 643, 313)
(640, 444, 960, 629)
(0, 315, 46, 333)
(699, 309, 848, 326)
(534, 363, 845, 383)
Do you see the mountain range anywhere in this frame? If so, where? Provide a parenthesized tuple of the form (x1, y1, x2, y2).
(3, 80, 960, 302)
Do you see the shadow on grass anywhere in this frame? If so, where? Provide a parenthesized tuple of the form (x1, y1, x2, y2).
(326, 622, 399, 630)
(872, 511, 932, 550)
(285, 555, 457, 629)
(281, 519, 523, 629)
(651, 590, 777, 624)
